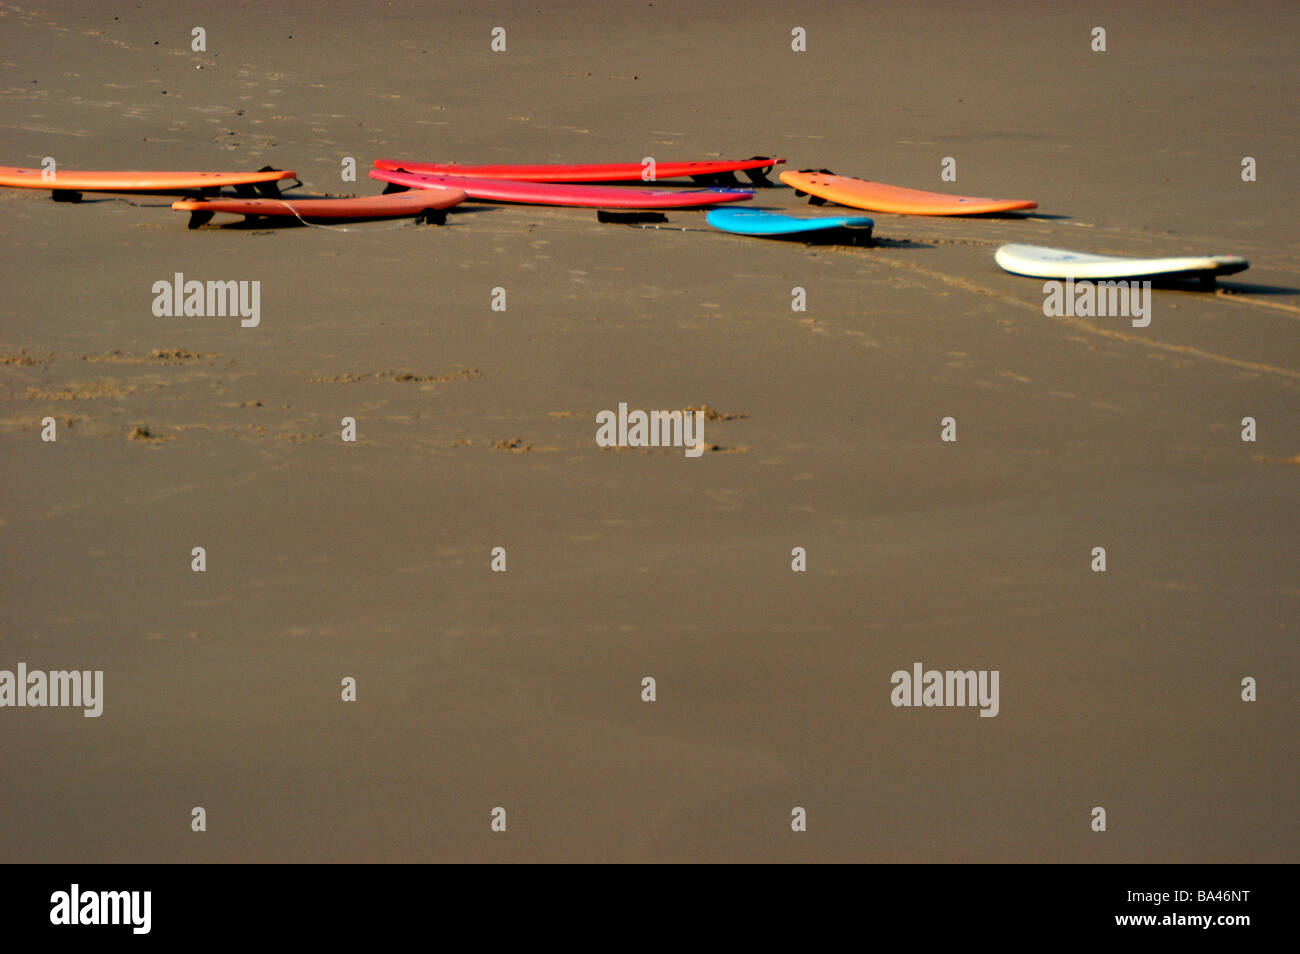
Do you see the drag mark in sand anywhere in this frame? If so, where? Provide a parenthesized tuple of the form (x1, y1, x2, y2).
(854, 252, 1300, 380)
(1212, 289, 1300, 318)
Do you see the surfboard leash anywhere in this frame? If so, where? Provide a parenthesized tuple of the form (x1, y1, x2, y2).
(260, 198, 442, 233)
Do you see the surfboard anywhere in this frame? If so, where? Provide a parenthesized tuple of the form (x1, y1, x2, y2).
(994, 244, 1250, 282)
(369, 169, 754, 209)
(171, 188, 467, 228)
(372, 157, 783, 184)
(780, 170, 1037, 215)
(706, 208, 874, 238)
(0, 166, 298, 201)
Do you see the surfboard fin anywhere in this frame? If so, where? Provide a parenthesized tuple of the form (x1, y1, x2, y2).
(416, 210, 447, 225)
(382, 182, 409, 195)
(50, 190, 82, 203)
(186, 210, 215, 229)
(836, 225, 873, 246)
(741, 156, 776, 186)
(224, 169, 290, 198)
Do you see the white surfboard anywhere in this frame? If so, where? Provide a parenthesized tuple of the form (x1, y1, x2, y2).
(995, 244, 1249, 281)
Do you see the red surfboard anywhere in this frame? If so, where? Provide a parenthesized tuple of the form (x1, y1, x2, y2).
(369, 168, 754, 209)
(372, 157, 783, 184)
(171, 187, 467, 228)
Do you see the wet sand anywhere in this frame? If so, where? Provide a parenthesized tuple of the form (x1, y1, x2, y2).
(0, 0, 1296, 862)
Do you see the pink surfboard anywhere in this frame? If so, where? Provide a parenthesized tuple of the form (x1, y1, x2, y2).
(371, 157, 783, 183)
(369, 168, 753, 209)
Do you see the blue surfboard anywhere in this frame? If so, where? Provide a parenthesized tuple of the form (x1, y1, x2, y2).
(706, 207, 874, 238)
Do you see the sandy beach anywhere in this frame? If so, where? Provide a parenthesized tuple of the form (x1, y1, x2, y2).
(0, 0, 1295, 862)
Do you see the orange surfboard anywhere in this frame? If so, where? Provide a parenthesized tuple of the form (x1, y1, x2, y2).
(0, 166, 297, 200)
(780, 170, 1037, 216)
(171, 188, 467, 228)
